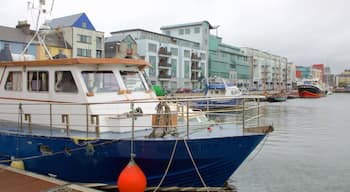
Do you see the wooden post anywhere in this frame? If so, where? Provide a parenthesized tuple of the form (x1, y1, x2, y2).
(24, 114, 32, 133)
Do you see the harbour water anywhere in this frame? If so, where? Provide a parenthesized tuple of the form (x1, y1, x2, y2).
(231, 93, 350, 192)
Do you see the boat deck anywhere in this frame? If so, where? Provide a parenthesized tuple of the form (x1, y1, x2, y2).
(0, 164, 100, 192)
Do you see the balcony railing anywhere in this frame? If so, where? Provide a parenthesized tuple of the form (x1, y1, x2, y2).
(158, 74, 172, 79)
(191, 65, 201, 71)
(158, 47, 171, 56)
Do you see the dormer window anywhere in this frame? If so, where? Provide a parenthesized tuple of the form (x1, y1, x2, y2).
(82, 22, 87, 28)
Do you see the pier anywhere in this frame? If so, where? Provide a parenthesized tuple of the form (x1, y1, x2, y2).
(0, 164, 100, 192)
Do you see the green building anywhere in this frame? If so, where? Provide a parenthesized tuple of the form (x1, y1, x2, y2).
(209, 35, 249, 87)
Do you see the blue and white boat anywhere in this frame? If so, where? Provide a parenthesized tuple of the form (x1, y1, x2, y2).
(0, 58, 272, 188)
(194, 77, 243, 110)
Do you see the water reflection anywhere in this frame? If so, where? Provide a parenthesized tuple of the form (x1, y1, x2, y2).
(231, 93, 350, 192)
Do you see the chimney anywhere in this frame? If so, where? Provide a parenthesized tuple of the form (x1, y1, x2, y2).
(16, 20, 31, 34)
(0, 44, 13, 62)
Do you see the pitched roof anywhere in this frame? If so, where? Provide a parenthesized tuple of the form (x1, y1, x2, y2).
(49, 13, 96, 30)
(105, 34, 136, 43)
(49, 13, 83, 28)
(0, 25, 36, 44)
(160, 21, 216, 30)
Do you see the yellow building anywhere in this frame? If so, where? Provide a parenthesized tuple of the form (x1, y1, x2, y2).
(37, 32, 72, 60)
(336, 69, 350, 87)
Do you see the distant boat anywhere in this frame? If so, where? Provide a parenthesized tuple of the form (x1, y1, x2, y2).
(297, 79, 325, 98)
(266, 93, 287, 102)
(194, 77, 242, 110)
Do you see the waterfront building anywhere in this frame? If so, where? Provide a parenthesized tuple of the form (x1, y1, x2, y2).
(109, 29, 207, 90)
(335, 69, 350, 87)
(0, 22, 37, 59)
(160, 21, 251, 88)
(48, 13, 104, 58)
(311, 67, 322, 81)
(209, 35, 249, 87)
(105, 34, 139, 59)
(296, 66, 312, 79)
(242, 47, 291, 91)
(312, 64, 325, 83)
(324, 66, 335, 87)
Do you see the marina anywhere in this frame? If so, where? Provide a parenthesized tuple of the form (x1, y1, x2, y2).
(0, 0, 350, 191)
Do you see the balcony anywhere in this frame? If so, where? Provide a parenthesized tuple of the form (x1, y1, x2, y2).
(191, 65, 201, 71)
(158, 47, 171, 56)
(158, 59, 171, 69)
(158, 74, 171, 80)
(191, 53, 201, 61)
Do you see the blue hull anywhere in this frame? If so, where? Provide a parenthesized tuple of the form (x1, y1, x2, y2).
(0, 131, 265, 187)
(195, 98, 243, 110)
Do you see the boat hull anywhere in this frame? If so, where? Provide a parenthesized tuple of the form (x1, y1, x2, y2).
(195, 98, 243, 110)
(0, 131, 265, 187)
(298, 85, 322, 98)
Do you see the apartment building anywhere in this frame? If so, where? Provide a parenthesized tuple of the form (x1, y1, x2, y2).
(109, 29, 207, 90)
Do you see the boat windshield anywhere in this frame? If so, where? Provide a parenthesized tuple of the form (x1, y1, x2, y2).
(82, 71, 120, 93)
(120, 71, 146, 92)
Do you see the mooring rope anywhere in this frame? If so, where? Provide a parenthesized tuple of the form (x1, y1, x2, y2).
(183, 138, 209, 192)
(153, 139, 178, 192)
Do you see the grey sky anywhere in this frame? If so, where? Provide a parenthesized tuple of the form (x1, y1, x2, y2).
(0, 0, 348, 73)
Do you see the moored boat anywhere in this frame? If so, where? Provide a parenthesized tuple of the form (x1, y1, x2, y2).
(0, 58, 272, 187)
(194, 77, 243, 110)
(297, 79, 325, 98)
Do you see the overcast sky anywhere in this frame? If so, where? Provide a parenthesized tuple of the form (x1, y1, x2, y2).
(0, 0, 348, 73)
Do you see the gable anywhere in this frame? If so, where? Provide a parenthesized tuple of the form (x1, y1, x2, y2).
(72, 13, 96, 30)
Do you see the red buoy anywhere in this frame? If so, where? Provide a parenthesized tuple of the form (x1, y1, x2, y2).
(117, 159, 147, 192)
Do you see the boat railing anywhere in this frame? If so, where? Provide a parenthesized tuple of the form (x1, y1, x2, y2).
(0, 95, 271, 138)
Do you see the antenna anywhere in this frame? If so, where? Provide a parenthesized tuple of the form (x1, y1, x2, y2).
(21, 0, 55, 59)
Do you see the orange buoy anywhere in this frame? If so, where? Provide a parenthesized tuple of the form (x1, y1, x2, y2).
(117, 159, 147, 192)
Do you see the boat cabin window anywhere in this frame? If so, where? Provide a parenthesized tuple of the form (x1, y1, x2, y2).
(55, 71, 78, 93)
(82, 71, 119, 93)
(120, 71, 146, 92)
(5, 71, 22, 91)
(28, 71, 49, 92)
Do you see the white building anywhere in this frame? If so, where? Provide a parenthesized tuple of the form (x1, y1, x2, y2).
(242, 47, 295, 91)
(109, 29, 207, 90)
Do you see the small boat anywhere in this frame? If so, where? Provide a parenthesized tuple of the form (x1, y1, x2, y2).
(194, 77, 243, 110)
(266, 93, 287, 102)
(0, 58, 272, 188)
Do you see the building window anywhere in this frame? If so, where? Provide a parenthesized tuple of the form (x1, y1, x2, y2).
(149, 56, 157, 76)
(165, 30, 171, 35)
(55, 71, 78, 93)
(5, 71, 22, 91)
(178, 29, 184, 35)
(96, 37, 102, 50)
(77, 48, 91, 57)
(96, 50, 102, 58)
(171, 59, 177, 78)
(82, 22, 87, 28)
(194, 27, 200, 34)
(184, 50, 190, 58)
(78, 34, 91, 44)
(171, 48, 178, 56)
(200, 53, 205, 60)
(185, 61, 190, 78)
(148, 43, 157, 53)
(185, 28, 190, 34)
(27, 71, 49, 92)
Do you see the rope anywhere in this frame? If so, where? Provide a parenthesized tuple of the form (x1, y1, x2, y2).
(153, 139, 178, 192)
(247, 133, 270, 162)
(183, 138, 209, 192)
